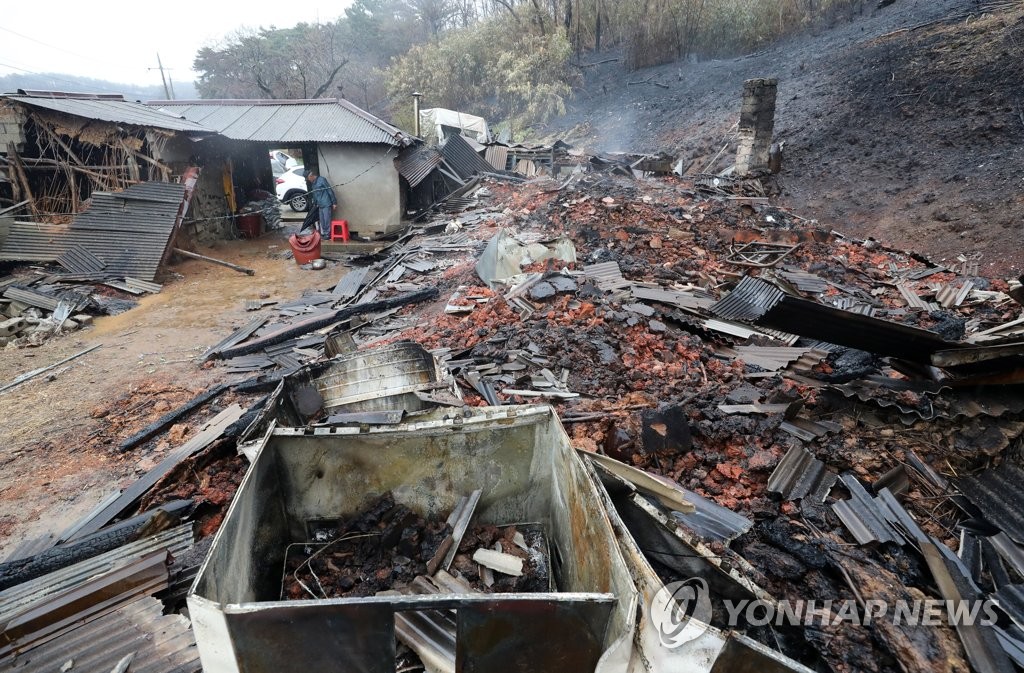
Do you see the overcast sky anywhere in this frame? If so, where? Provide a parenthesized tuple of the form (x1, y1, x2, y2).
(0, 0, 354, 91)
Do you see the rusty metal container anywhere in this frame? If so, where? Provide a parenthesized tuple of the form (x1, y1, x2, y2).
(188, 405, 640, 673)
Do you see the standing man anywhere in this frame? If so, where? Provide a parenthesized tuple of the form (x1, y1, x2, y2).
(305, 168, 337, 238)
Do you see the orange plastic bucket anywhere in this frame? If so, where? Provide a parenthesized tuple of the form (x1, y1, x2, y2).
(289, 231, 322, 265)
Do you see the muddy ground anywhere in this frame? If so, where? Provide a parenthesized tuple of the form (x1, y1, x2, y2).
(545, 0, 1024, 277)
(0, 225, 343, 556)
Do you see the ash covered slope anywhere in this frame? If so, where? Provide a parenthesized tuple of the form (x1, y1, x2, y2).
(546, 0, 1023, 276)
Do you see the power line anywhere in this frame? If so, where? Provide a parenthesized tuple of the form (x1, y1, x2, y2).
(0, 26, 161, 93)
(0, 25, 101, 64)
(0, 60, 128, 95)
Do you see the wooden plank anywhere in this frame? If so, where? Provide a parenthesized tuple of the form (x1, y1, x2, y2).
(65, 405, 244, 542)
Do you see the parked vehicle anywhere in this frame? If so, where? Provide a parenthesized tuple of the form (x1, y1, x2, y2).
(276, 167, 308, 211)
(269, 149, 300, 170)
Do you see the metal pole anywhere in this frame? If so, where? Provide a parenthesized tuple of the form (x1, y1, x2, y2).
(412, 92, 422, 137)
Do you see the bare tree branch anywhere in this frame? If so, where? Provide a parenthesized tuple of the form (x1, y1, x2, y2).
(311, 59, 350, 99)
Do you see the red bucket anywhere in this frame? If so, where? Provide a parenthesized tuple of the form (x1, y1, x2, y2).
(288, 231, 322, 266)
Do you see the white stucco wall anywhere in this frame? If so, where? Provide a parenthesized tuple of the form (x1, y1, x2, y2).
(317, 143, 402, 237)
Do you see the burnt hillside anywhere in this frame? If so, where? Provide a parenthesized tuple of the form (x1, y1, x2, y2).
(546, 0, 1023, 277)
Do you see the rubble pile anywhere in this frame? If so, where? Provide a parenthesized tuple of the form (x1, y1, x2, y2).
(5, 160, 1024, 673)
(282, 493, 453, 600)
(348, 172, 1023, 671)
(0, 273, 134, 348)
(282, 493, 548, 601)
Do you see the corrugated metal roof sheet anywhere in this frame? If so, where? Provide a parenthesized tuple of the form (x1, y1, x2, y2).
(484, 145, 509, 171)
(3, 596, 200, 673)
(732, 345, 826, 372)
(767, 445, 837, 501)
(631, 285, 716, 311)
(957, 464, 1024, 546)
(5, 94, 211, 133)
(778, 269, 829, 294)
(440, 133, 495, 180)
(0, 525, 193, 623)
(712, 275, 955, 363)
(668, 489, 751, 543)
(583, 262, 631, 291)
(397, 145, 443, 188)
(152, 99, 408, 146)
(0, 182, 187, 281)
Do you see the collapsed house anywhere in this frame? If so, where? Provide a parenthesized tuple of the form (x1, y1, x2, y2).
(0, 90, 213, 218)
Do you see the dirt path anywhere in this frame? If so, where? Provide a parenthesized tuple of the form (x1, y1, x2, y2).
(0, 227, 347, 556)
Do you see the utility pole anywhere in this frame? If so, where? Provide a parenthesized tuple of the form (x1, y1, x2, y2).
(154, 53, 171, 100)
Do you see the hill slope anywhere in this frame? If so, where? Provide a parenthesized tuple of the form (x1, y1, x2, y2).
(549, 0, 1023, 277)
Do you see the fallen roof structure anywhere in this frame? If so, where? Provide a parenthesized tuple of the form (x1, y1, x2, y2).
(0, 176, 196, 281)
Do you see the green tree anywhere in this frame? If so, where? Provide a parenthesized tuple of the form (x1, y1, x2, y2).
(385, 17, 575, 136)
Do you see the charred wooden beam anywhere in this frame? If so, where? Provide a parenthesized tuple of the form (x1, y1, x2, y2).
(0, 499, 192, 591)
(217, 287, 439, 359)
(117, 383, 231, 453)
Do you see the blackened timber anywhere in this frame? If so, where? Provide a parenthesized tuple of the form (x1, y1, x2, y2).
(117, 383, 230, 452)
(217, 288, 439, 359)
(0, 499, 192, 591)
(711, 276, 955, 363)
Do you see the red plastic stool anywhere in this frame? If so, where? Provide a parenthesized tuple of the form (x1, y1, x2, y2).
(330, 219, 350, 242)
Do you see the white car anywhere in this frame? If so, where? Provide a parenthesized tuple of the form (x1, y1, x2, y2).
(275, 167, 308, 212)
(269, 150, 300, 170)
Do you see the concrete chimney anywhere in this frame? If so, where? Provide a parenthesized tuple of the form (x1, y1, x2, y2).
(735, 78, 778, 176)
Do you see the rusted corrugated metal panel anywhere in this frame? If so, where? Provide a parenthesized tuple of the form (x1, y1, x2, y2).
(485, 145, 509, 171)
(0, 182, 187, 281)
(397, 145, 443, 188)
(440, 133, 495, 181)
(6, 94, 210, 133)
(153, 99, 408, 146)
(0, 551, 171, 659)
(2, 596, 200, 673)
